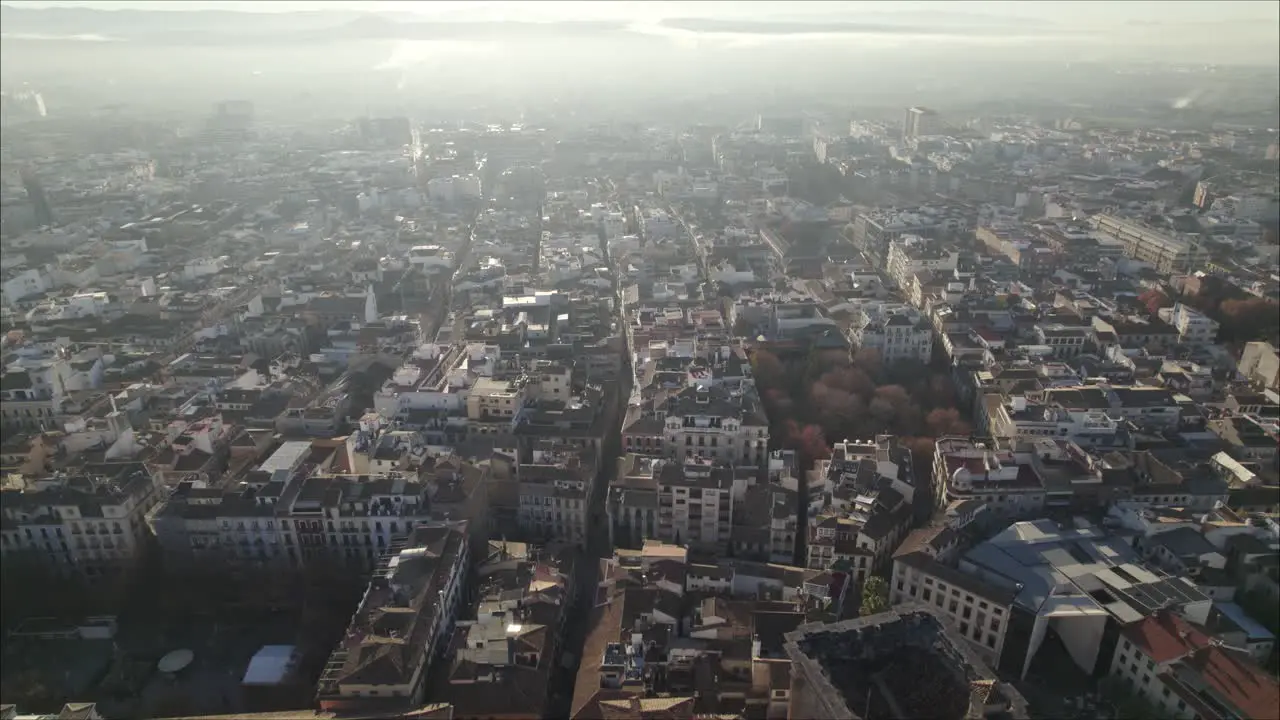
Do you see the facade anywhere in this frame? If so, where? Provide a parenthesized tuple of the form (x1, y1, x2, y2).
(1158, 303, 1220, 346)
(517, 453, 592, 545)
(891, 552, 1016, 669)
(902, 106, 942, 142)
(149, 455, 436, 573)
(849, 309, 934, 364)
(0, 463, 161, 581)
(1093, 215, 1210, 274)
(1238, 341, 1280, 390)
(1107, 611, 1279, 720)
(661, 384, 770, 466)
(657, 458, 735, 552)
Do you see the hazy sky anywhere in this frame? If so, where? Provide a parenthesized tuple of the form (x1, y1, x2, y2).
(5, 0, 1278, 27)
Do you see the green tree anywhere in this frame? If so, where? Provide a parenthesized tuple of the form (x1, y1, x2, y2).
(860, 576, 890, 616)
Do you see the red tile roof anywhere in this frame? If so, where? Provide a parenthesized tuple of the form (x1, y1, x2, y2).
(1122, 612, 1210, 663)
(1185, 645, 1280, 720)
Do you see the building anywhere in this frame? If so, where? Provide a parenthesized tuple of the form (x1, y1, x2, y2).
(783, 606, 1028, 720)
(1107, 610, 1279, 720)
(902, 106, 942, 143)
(806, 438, 918, 584)
(1093, 215, 1210, 274)
(20, 166, 54, 227)
(657, 458, 736, 552)
(1238, 341, 1280, 391)
(517, 448, 593, 545)
(660, 384, 770, 466)
(1157, 303, 1220, 346)
(0, 463, 161, 581)
(315, 521, 470, 713)
(435, 541, 575, 719)
(934, 436, 1048, 518)
(885, 236, 959, 291)
(849, 310, 934, 364)
(960, 519, 1211, 681)
(892, 551, 1017, 670)
(148, 442, 438, 573)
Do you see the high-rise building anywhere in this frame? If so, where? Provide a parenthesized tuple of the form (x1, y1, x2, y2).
(902, 106, 941, 143)
(20, 166, 54, 227)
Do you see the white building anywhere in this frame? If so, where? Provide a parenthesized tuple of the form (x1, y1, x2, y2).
(849, 309, 934, 364)
(1158, 303, 1219, 346)
(639, 208, 678, 241)
(661, 384, 770, 466)
(1, 267, 51, 306)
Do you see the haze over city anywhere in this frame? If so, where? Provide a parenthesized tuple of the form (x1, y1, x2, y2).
(1, 2, 1278, 720)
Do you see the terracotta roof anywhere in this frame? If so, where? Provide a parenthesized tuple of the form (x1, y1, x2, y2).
(1182, 646, 1279, 720)
(1121, 611, 1211, 663)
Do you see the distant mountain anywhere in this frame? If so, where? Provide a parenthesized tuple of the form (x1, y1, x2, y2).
(655, 17, 1060, 37)
(0, 4, 633, 44)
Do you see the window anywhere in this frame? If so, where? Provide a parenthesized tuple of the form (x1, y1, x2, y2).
(962, 607, 972, 620)
(923, 589, 932, 601)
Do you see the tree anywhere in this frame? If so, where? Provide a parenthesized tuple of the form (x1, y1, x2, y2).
(852, 347, 883, 381)
(1137, 289, 1172, 315)
(1218, 298, 1280, 344)
(860, 576, 890, 617)
(750, 349, 786, 388)
(925, 408, 972, 437)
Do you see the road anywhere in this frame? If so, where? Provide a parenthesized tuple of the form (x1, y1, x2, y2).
(547, 198, 633, 718)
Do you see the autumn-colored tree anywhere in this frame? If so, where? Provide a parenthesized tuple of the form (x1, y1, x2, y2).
(1219, 298, 1280, 344)
(751, 349, 786, 388)
(1138, 289, 1173, 315)
(852, 347, 883, 381)
(925, 408, 972, 437)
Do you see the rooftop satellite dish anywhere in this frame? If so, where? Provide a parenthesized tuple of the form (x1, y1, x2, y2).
(157, 648, 194, 674)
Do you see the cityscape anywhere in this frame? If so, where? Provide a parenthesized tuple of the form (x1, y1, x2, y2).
(0, 2, 1278, 719)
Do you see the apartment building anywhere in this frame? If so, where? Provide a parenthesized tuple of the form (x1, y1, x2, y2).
(149, 442, 437, 572)
(891, 552, 1016, 669)
(849, 205, 974, 267)
(0, 462, 161, 580)
(517, 448, 592, 545)
(1107, 611, 1279, 720)
(316, 521, 470, 712)
(885, 236, 960, 290)
(660, 383, 770, 467)
(1157, 303, 1220, 346)
(657, 458, 735, 552)
(982, 391, 1127, 449)
(1093, 214, 1210, 274)
(438, 541, 574, 718)
(806, 438, 917, 583)
(849, 309, 934, 364)
(1032, 324, 1092, 358)
(934, 436, 1047, 518)
(1238, 341, 1280, 390)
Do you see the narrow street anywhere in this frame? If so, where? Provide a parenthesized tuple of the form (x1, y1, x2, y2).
(547, 189, 633, 717)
